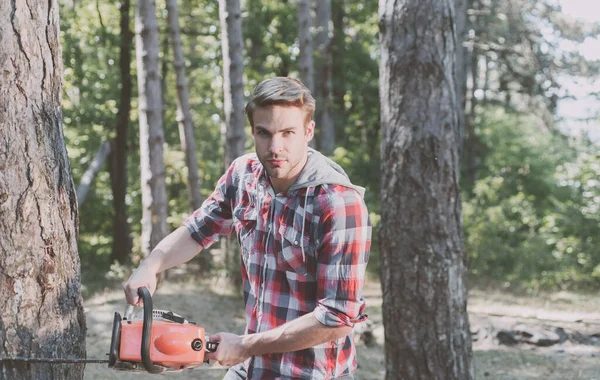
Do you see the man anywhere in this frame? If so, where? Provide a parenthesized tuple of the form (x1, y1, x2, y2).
(124, 77, 371, 379)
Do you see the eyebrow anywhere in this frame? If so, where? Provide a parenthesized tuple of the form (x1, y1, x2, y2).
(254, 126, 297, 134)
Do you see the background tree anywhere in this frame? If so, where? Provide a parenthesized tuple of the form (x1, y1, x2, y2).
(297, 0, 314, 92)
(313, 0, 335, 155)
(379, 0, 473, 378)
(166, 0, 203, 213)
(219, 0, 246, 284)
(110, 0, 134, 264)
(135, 0, 168, 256)
(0, 0, 86, 378)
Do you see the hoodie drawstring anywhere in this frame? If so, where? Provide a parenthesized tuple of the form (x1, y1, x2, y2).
(300, 187, 309, 263)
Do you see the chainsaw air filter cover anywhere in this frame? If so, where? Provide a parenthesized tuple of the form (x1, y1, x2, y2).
(108, 288, 215, 373)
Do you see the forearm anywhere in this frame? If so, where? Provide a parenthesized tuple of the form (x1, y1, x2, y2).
(141, 226, 203, 274)
(242, 312, 353, 356)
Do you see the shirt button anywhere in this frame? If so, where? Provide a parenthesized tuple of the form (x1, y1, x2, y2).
(294, 240, 299, 245)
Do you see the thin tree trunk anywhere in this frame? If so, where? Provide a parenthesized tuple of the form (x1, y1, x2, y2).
(314, 0, 335, 155)
(77, 140, 111, 207)
(331, 0, 346, 144)
(0, 0, 86, 378)
(219, 0, 245, 287)
(166, 0, 210, 272)
(455, 0, 468, 157)
(298, 0, 314, 92)
(219, 0, 246, 165)
(110, 0, 133, 264)
(379, 0, 473, 379)
(135, 0, 168, 256)
(166, 0, 202, 213)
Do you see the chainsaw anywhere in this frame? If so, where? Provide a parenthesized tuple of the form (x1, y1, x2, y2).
(108, 287, 219, 373)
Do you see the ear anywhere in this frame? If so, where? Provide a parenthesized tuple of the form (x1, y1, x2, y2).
(305, 120, 315, 142)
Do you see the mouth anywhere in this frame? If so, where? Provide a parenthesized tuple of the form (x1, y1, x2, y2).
(266, 159, 286, 167)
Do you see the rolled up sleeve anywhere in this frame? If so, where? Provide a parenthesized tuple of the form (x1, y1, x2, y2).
(183, 161, 237, 249)
(315, 188, 371, 328)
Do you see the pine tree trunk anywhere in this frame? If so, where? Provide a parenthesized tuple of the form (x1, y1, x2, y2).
(379, 0, 473, 379)
(166, 0, 203, 213)
(331, 0, 346, 144)
(454, 0, 468, 157)
(314, 0, 335, 155)
(135, 0, 168, 255)
(0, 0, 86, 378)
(298, 0, 314, 92)
(219, 0, 245, 286)
(219, 0, 246, 165)
(110, 0, 133, 264)
(166, 0, 210, 272)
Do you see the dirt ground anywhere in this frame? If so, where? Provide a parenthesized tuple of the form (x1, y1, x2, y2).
(82, 269, 600, 380)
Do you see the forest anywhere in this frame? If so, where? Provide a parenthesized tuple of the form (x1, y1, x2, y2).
(62, 0, 600, 291)
(1, 0, 599, 379)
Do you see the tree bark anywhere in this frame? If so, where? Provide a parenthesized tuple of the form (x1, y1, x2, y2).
(378, 0, 473, 379)
(219, 0, 245, 286)
(135, 0, 168, 255)
(166, 0, 203, 213)
(219, 0, 246, 165)
(454, 0, 468, 157)
(331, 0, 346, 143)
(314, 0, 335, 155)
(0, 0, 86, 378)
(76, 140, 111, 207)
(110, 0, 133, 264)
(298, 0, 314, 92)
(166, 0, 210, 272)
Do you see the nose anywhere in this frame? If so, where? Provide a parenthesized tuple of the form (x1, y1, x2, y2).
(269, 134, 284, 154)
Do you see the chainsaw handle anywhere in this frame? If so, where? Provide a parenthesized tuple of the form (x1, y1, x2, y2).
(138, 287, 164, 374)
(205, 341, 219, 352)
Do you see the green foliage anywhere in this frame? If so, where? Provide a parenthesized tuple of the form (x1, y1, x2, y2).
(464, 106, 600, 289)
(57, 0, 599, 293)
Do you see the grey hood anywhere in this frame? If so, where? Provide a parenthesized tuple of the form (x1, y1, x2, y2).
(288, 148, 366, 198)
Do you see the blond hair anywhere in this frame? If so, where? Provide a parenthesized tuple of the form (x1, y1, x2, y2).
(245, 77, 315, 129)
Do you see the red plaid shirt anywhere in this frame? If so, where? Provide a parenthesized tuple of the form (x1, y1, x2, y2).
(184, 153, 371, 379)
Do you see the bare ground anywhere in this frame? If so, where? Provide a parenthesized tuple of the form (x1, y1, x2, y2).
(82, 270, 600, 380)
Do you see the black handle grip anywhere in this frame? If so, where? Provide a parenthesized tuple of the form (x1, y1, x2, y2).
(203, 340, 219, 364)
(205, 341, 219, 352)
(138, 287, 164, 374)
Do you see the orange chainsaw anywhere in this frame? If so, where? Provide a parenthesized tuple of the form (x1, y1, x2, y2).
(108, 287, 218, 373)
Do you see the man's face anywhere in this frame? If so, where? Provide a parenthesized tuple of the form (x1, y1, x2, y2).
(251, 106, 314, 192)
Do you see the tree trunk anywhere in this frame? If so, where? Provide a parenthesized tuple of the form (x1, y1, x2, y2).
(135, 0, 168, 255)
(76, 140, 111, 207)
(110, 0, 133, 264)
(166, 0, 210, 272)
(166, 0, 203, 213)
(219, 0, 246, 165)
(454, 0, 468, 157)
(314, 0, 335, 155)
(331, 0, 346, 144)
(298, 0, 314, 92)
(0, 0, 86, 378)
(219, 0, 245, 287)
(378, 1, 473, 379)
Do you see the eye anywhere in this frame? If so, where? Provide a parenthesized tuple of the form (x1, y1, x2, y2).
(283, 130, 294, 136)
(257, 129, 269, 136)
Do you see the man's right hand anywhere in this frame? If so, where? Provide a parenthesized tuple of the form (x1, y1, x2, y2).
(123, 262, 158, 306)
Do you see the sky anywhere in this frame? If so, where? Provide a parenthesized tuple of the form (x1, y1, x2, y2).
(555, 0, 600, 141)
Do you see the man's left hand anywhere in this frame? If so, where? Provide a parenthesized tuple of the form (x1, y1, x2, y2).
(205, 332, 251, 367)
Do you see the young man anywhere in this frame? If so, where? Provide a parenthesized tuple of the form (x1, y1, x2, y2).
(123, 77, 371, 379)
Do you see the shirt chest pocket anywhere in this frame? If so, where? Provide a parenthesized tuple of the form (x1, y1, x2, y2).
(233, 206, 257, 269)
(278, 224, 315, 277)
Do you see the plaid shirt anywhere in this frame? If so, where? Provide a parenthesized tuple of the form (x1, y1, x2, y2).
(184, 154, 371, 379)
